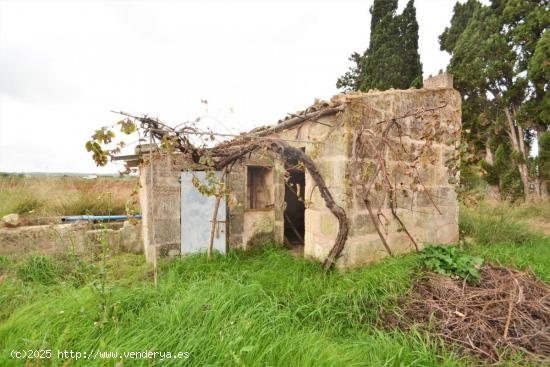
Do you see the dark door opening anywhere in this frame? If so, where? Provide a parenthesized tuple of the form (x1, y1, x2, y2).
(284, 155, 305, 253)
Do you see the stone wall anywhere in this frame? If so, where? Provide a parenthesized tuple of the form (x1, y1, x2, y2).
(299, 88, 461, 268)
(273, 114, 352, 262)
(138, 83, 461, 268)
(226, 151, 281, 249)
(347, 88, 460, 267)
(0, 221, 141, 257)
(139, 152, 187, 261)
(226, 163, 246, 248)
(423, 72, 454, 89)
(248, 87, 461, 268)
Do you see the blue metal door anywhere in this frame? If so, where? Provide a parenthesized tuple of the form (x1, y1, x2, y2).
(180, 171, 227, 254)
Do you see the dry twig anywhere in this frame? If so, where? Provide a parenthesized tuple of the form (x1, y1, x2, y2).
(389, 266, 550, 363)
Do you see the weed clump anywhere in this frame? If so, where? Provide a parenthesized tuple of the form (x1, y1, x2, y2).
(16, 256, 62, 285)
(15, 254, 96, 287)
(421, 246, 483, 284)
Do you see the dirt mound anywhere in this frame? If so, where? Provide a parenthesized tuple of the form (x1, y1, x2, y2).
(391, 266, 550, 363)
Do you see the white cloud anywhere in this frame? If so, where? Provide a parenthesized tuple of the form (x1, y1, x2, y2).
(0, 0, 458, 173)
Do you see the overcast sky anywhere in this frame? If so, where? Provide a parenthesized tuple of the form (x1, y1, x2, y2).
(0, 0, 463, 173)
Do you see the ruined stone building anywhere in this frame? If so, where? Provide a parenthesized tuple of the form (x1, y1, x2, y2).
(134, 73, 461, 268)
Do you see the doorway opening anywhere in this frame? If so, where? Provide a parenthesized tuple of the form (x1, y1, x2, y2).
(284, 154, 305, 255)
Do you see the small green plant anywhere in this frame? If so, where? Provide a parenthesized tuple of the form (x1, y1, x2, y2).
(16, 255, 62, 285)
(420, 246, 484, 284)
(89, 224, 115, 327)
(0, 256, 9, 273)
(61, 254, 96, 287)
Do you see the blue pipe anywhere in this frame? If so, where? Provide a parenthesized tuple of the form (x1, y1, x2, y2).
(61, 214, 142, 222)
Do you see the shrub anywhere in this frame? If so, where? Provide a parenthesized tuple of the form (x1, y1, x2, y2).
(420, 246, 483, 284)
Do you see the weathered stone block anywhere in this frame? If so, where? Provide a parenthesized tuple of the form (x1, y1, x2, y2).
(387, 232, 416, 254)
(320, 213, 338, 237)
(229, 213, 244, 234)
(436, 222, 459, 244)
(350, 214, 376, 236)
(424, 73, 453, 89)
(243, 211, 275, 249)
(354, 185, 387, 210)
(322, 131, 352, 157)
(332, 160, 348, 183)
(416, 189, 439, 207)
(341, 234, 388, 268)
(438, 187, 458, 206)
(307, 117, 333, 139)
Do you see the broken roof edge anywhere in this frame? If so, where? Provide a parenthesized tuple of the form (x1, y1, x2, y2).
(257, 73, 454, 133)
(117, 73, 456, 162)
(249, 76, 455, 137)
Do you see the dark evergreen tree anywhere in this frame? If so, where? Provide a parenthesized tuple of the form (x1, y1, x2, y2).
(441, 0, 549, 200)
(534, 131, 550, 197)
(439, 0, 480, 54)
(361, 3, 403, 91)
(337, 0, 422, 92)
(369, 0, 398, 31)
(400, 0, 423, 88)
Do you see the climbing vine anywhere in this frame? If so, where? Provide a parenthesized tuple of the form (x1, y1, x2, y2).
(85, 99, 459, 269)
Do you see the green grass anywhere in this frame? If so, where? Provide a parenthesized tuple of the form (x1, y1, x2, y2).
(460, 203, 550, 282)
(0, 199, 548, 366)
(460, 203, 550, 283)
(0, 248, 471, 366)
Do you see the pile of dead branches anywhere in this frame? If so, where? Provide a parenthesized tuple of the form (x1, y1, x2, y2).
(390, 266, 550, 363)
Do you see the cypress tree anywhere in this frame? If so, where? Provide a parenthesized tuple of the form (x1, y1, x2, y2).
(369, 0, 398, 31)
(400, 0, 423, 88)
(361, 2, 401, 91)
(337, 0, 422, 92)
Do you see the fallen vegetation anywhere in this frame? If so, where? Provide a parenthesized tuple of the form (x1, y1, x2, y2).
(390, 265, 550, 363)
(382, 200, 550, 364)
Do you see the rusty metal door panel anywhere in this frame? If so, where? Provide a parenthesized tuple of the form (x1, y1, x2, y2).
(181, 171, 227, 255)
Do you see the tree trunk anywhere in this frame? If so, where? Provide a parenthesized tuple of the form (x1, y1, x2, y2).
(485, 145, 494, 164)
(266, 140, 349, 270)
(215, 139, 350, 270)
(504, 107, 531, 199)
(534, 128, 549, 201)
(539, 179, 549, 201)
(207, 168, 227, 259)
(485, 145, 500, 196)
(207, 194, 222, 259)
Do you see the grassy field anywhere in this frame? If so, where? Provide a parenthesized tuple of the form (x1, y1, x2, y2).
(0, 200, 548, 366)
(0, 175, 137, 220)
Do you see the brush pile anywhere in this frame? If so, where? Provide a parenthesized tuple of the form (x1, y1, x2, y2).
(392, 265, 550, 363)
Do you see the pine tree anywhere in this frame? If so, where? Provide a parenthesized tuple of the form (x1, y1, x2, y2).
(439, 0, 480, 54)
(441, 0, 549, 200)
(537, 131, 550, 198)
(337, 0, 422, 92)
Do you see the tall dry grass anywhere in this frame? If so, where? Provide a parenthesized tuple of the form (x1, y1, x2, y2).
(0, 175, 138, 219)
(460, 198, 550, 283)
